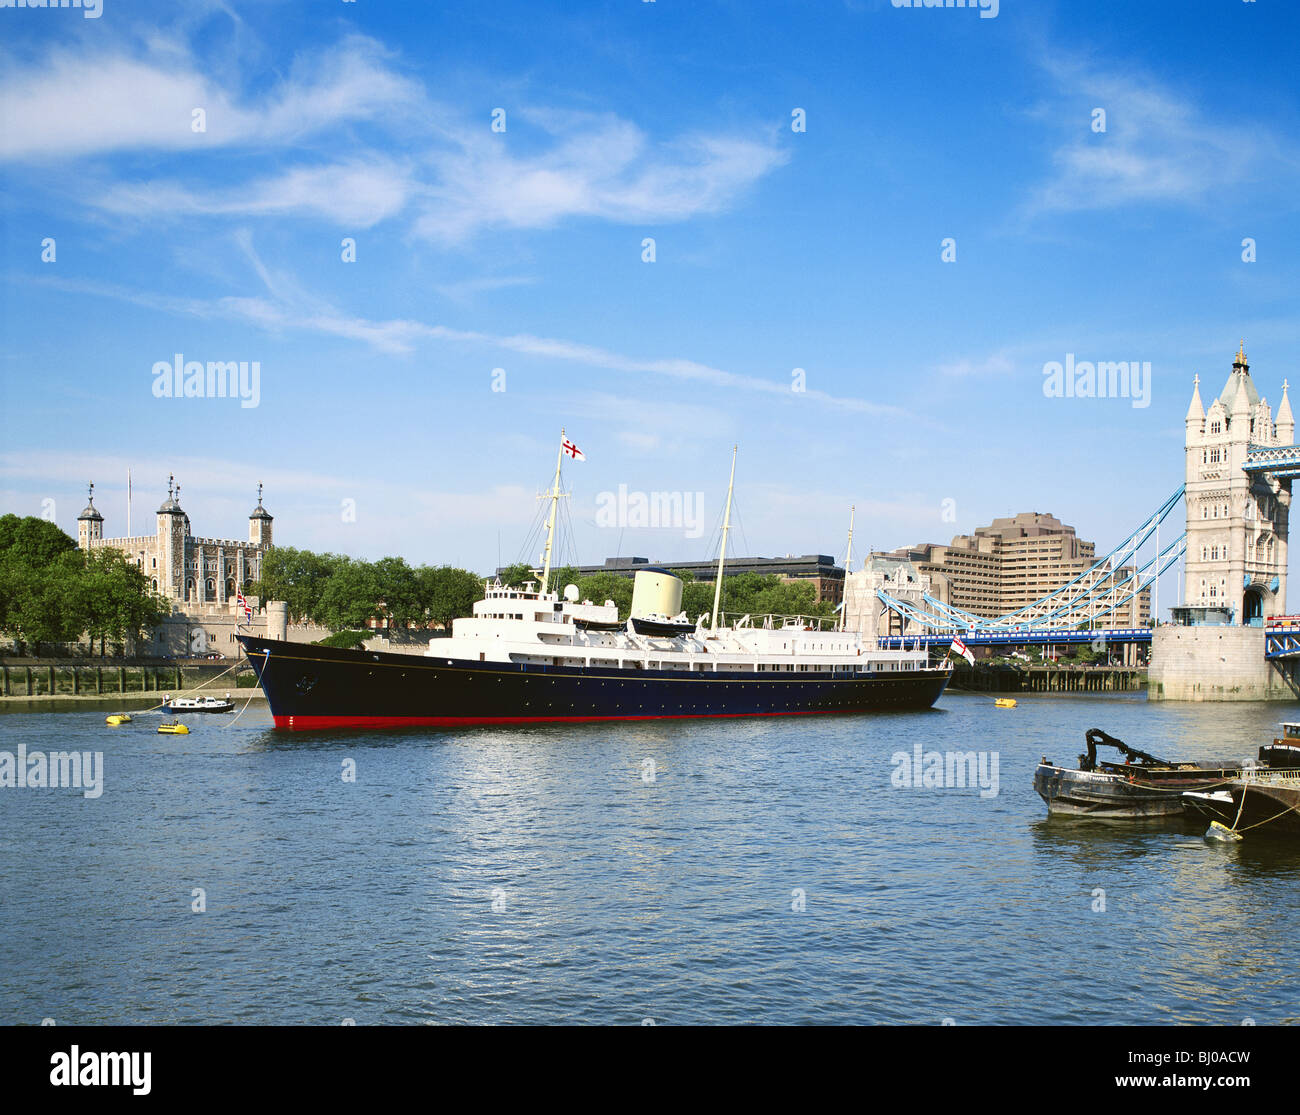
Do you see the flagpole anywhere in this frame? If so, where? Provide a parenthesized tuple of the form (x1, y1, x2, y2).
(126, 468, 132, 538)
(710, 446, 738, 632)
(540, 429, 566, 595)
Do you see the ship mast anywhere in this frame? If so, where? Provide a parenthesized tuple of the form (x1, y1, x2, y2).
(710, 446, 738, 631)
(839, 505, 855, 632)
(539, 429, 566, 595)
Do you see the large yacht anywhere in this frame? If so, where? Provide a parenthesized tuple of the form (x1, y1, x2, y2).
(238, 440, 951, 730)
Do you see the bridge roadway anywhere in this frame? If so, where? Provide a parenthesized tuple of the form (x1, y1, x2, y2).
(877, 627, 1151, 650)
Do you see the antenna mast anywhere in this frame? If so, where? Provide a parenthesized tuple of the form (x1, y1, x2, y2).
(710, 446, 738, 631)
(540, 429, 566, 595)
(839, 505, 855, 632)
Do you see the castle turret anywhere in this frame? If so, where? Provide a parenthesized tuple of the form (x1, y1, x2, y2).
(248, 483, 273, 548)
(77, 482, 103, 548)
(157, 475, 188, 602)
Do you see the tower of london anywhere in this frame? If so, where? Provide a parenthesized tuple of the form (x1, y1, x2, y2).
(77, 476, 273, 607)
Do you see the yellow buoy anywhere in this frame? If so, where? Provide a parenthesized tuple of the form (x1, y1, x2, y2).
(157, 721, 190, 735)
(994, 698, 1017, 709)
(106, 713, 132, 726)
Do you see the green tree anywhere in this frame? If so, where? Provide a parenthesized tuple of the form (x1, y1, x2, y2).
(498, 562, 538, 588)
(419, 566, 484, 632)
(0, 513, 77, 568)
(316, 558, 383, 632)
(78, 549, 170, 655)
(371, 556, 421, 631)
(254, 547, 343, 623)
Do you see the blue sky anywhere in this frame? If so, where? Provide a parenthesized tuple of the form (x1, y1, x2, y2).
(2, 0, 1298, 605)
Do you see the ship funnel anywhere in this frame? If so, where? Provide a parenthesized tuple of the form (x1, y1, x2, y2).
(630, 568, 683, 619)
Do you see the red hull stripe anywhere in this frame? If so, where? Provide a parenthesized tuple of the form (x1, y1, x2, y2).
(274, 709, 860, 731)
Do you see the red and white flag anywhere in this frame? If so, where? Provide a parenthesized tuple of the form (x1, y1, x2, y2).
(949, 636, 974, 665)
(561, 435, 585, 461)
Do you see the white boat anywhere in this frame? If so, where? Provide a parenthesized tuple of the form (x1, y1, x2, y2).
(161, 694, 235, 713)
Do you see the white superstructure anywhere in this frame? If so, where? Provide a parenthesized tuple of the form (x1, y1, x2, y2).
(427, 578, 939, 675)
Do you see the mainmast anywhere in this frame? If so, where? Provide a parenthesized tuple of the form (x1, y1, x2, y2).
(539, 429, 566, 595)
(839, 505, 855, 632)
(710, 446, 738, 631)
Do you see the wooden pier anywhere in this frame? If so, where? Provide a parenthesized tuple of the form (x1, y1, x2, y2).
(949, 663, 1146, 694)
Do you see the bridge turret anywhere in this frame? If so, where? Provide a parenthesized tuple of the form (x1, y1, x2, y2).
(1185, 375, 1204, 431)
(1278, 380, 1294, 444)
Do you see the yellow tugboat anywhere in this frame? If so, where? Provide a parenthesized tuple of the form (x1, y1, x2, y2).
(157, 720, 190, 735)
(105, 713, 133, 726)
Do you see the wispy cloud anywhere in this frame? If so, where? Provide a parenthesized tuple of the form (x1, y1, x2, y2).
(3, 33, 786, 238)
(0, 35, 421, 161)
(29, 253, 915, 419)
(1023, 56, 1292, 215)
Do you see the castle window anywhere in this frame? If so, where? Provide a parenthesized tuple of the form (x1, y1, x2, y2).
(1210, 420, 1221, 434)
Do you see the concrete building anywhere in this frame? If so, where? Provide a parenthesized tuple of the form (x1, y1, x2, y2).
(78, 476, 273, 607)
(876, 511, 1149, 627)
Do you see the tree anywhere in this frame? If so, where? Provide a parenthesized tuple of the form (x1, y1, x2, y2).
(371, 556, 422, 631)
(316, 558, 383, 632)
(78, 549, 170, 655)
(498, 562, 538, 588)
(254, 547, 343, 623)
(0, 513, 77, 568)
(419, 566, 484, 632)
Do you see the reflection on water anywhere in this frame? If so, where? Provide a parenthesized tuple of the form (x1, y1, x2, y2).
(1, 691, 1299, 1024)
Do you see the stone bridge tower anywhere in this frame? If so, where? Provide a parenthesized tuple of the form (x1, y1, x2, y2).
(1182, 343, 1291, 624)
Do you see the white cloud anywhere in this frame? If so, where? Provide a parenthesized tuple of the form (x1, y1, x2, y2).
(0, 36, 421, 161)
(413, 113, 787, 242)
(95, 160, 417, 227)
(1024, 59, 1285, 214)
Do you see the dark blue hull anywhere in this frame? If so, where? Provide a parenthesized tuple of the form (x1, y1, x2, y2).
(237, 635, 951, 731)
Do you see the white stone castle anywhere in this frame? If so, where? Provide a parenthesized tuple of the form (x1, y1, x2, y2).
(1182, 343, 1291, 623)
(77, 476, 273, 606)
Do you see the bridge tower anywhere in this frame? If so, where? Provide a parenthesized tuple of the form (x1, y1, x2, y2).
(1182, 343, 1291, 624)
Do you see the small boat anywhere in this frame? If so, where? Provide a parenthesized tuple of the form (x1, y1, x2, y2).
(157, 721, 190, 735)
(628, 613, 697, 638)
(1034, 729, 1247, 820)
(105, 713, 132, 726)
(994, 698, 1017, 708)
(161, 694, 235, 713)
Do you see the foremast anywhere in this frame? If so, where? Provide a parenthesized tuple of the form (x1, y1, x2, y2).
(710, 446, 738, 631)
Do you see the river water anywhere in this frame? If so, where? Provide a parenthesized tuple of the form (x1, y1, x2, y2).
(2, 692, 1297, 1025)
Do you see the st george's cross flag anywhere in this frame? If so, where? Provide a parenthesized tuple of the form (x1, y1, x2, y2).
(561, 435, 585, 461)
(949, 636, 974, 665)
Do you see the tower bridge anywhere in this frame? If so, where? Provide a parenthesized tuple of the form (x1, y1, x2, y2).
(850, 345, 1300, 697)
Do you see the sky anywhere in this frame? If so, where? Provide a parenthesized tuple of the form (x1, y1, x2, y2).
(2, 0, 1298, 608)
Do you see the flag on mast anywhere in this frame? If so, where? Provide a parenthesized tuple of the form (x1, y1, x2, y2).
(561, 435, 585, 461)
(949, 636, 974, 665)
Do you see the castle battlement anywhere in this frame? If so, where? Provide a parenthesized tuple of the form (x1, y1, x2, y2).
(77, 476, 274, 609)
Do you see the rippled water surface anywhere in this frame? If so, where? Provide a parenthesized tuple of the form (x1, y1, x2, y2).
(3, 693, 1299, 1024)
